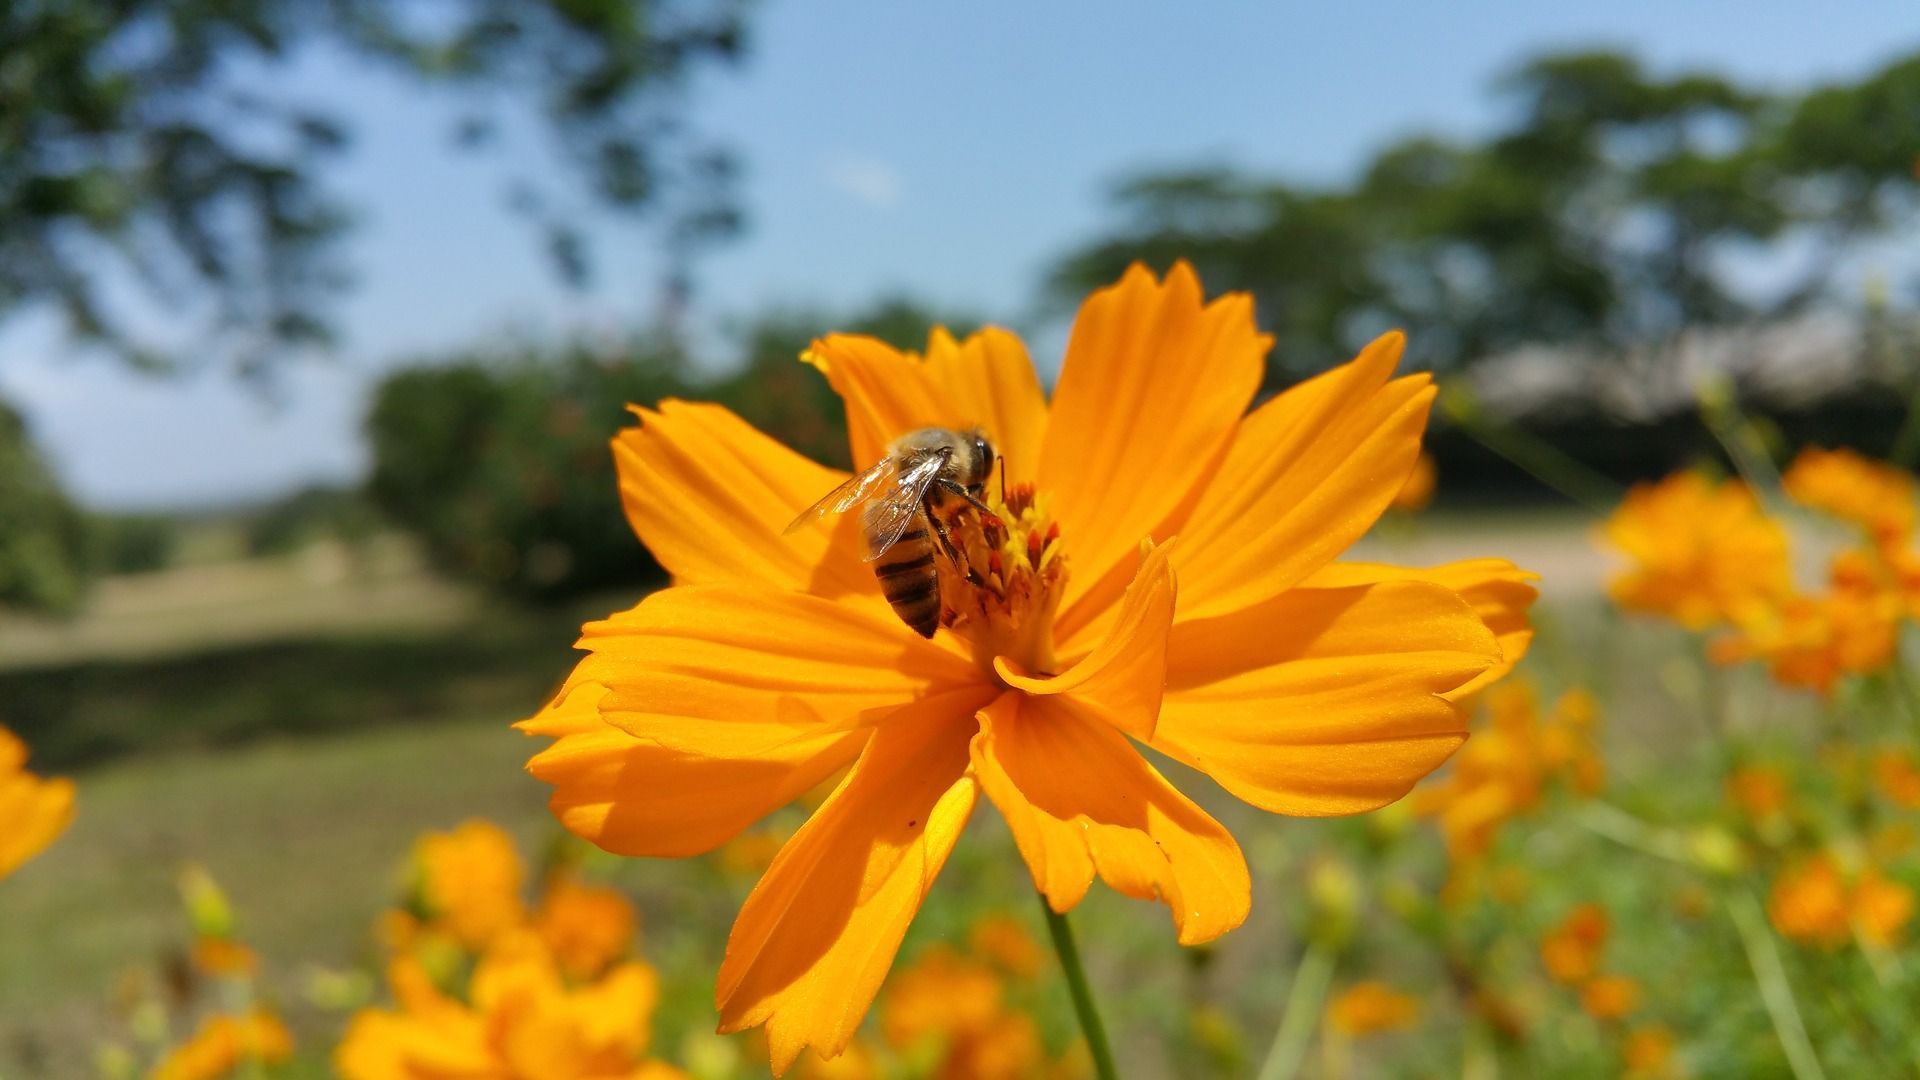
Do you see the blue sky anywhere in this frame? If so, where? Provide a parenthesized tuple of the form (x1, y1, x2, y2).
(4, 1, 1916, 509)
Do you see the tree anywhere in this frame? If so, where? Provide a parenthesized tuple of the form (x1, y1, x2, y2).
(0, 0, 749, 379)
(0, 402, 91, 613)
(1047, 47, 1920, 384)
(363, 296, 975, 600)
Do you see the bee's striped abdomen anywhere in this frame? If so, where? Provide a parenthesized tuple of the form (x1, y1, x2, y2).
(872, 523, 940, 638)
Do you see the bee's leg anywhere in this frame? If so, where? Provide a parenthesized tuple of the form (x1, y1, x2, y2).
(926, 505, 986, 586)
(936, 479, 998, 522)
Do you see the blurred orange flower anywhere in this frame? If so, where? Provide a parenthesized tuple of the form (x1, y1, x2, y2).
(1852, 868, 1915, 947)
(1541, 903, 1609, 985)
(1601, 471, 1790, 629)
(337, 931, 680, 1080)
(1873, 749, 1920, 809)
(1622, 1024, 1678, 1076)
(151, 1009, 293, 1080)
(416, 820, 526, 951)
(1326, 981, 1420, 1036)
(1390, 452, 1436, 512)
(1769, 856, 1851, 947)
(882, 945, 1044, 1080)
(1767, 854, 1911, 949)
(533, 874, 637, 981)
(1725, 763, 1790, 820)
(519, 263, 1533, 1070)
(1712, 558, 1900, 693)
(0, 725, 73, 880)
(969, 914, 1045, 980)
(1580, 974, 1641, 1021)
(189, 936, 259, 980)
(1783, 446, 1916, 549)
(1415, 683, 1601, 861)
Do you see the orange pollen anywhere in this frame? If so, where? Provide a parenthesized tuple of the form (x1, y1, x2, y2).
(935, 483, 1067, 679)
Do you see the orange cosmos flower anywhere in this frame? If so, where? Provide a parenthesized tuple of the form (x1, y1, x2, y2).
(1783, 446, 1916, 549)
(1764, 854, 1911, 949)
(1852, 868, 1915, 947)
(337, 931, 681, 1080)
(151, 1009, 293, 1080)
(414, 820, 527, 951)
(0, 725, 73, 880)
(1725, 763, 1791, 821)
(190, 936, 260, 979)
(1711, 554, 1901, 693)
(1390, 452, 1437, 512)
(519, 262, 1534, 1071)
(1326, 981, 1420, 1036)
(1768, 856, 1851, 947)
(1601, 471, 1790, 629)
(882, 945, 1045, 1080)
(1580, 974, 1641, 1021)
(1873, 748, 1920, 809)
(533, 873, 638, 981)
(1414, 682, 1600, 861)
(969, 913, 1045, 980)
(1622, 1024, 1678, 1077)
(1540, 902, 1609, 985)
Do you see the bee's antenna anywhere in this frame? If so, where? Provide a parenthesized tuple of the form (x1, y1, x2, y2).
(998, 455, 1007, 504)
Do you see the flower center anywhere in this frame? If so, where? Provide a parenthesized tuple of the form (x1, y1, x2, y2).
(935, 481, 1067, 680)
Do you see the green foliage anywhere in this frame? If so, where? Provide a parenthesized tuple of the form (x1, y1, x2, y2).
(244, 486, 380, 557)
(0, 0, 749, 377)
(1049, 48, 1920, 384)
(0, 399, 91, 614)
(366, 343, 690, 599)
(363, 297, 972, 599)
(85, 513, 178, 575)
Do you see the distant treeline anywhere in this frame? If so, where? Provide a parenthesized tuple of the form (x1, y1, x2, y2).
(1047, 48, 1920, 388)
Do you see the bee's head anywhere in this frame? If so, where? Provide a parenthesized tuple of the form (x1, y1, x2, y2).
(966, 429, 996, 492)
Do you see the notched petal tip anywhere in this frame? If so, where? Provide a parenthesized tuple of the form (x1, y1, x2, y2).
(971, 694, 1251, 945)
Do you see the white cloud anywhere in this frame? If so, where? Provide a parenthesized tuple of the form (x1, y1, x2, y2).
(822, 154, 905, 209)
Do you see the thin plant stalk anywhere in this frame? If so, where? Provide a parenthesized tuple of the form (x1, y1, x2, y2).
(1727, 888, 1828, 1080)
(1039, 895, 1118, 1080)
(1437, 388, 1623, 515)
(1256, 938, 1337, 1080)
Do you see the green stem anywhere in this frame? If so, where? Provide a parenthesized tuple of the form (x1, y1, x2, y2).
(1437, 383, 1623, 515)
(1575, 801, 1696, 865)
(1256, 938, 1337, 1080)
(1039, 895, 1118, 1080)
(1727, 888, 1827, 1080)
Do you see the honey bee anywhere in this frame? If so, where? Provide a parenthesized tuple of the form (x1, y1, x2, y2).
(786, 427, 997, 637)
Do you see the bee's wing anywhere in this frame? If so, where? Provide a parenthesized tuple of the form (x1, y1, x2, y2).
(782, 457, 901, 535)
(859, 453, 947, 562)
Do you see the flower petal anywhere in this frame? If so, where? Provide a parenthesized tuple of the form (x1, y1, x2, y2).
(1155, 580, 1498, 816)
(1161, 333, 1436, 626)
(1041, 263, 1267, 622)
(1303, 558, 1539, 697)
(613, 400, 871, 597)
(994, 542, 1175, 739)
(804, 327, 1048, 485)
(971, 692, 1250, 945)
(521, 682, 867, 858)
(0, 736, 73, 879)
(715, 699, 984, 1075)
(571, 586, 981, 758)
